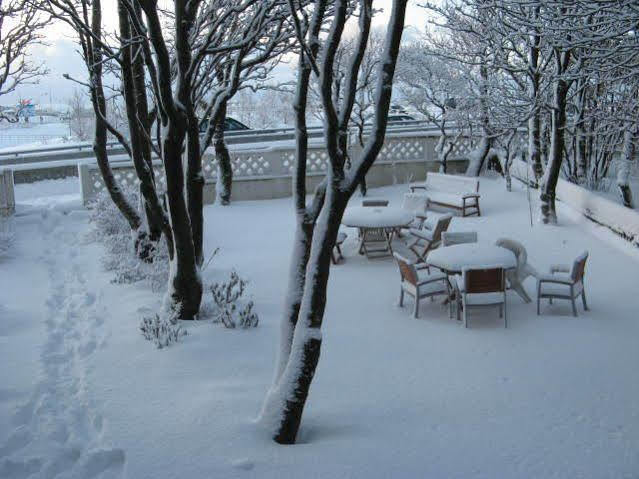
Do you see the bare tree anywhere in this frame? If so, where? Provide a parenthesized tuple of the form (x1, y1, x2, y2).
(0, 0, 49, 120)
(397, 40, 468, 172)
(259, 0, 408, 445)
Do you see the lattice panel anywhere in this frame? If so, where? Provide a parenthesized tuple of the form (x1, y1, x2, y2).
(283, 149, 330, 174)
(88, 165, 166, 195)
(232, 153, 271, 176)
(203, 152, 273, 178)
(450, 137, 473, 159)
(377, 138, 425, 163)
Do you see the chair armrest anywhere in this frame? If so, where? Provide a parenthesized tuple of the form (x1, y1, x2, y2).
(549, 264, 570, 274)
(415, 213, 428, 220)
(409, 228, 431, 240)
(409, 183, 427, 192)
(415, 263, 430, 270)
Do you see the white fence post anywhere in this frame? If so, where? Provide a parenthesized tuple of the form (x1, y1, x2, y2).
(78, 163, 93, 206)
(0, 168, 16, 216)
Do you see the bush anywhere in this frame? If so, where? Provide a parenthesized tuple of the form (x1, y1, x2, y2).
(88, 187, 169, 292)
(140, 312, 187, 349)
(209, 271, 259, 328)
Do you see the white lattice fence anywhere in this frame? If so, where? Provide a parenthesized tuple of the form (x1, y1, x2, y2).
(374, 136, 427, 163)
(80, 162, 167, 200)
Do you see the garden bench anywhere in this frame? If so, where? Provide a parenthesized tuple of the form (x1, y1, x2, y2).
(409, 172, 481, 217)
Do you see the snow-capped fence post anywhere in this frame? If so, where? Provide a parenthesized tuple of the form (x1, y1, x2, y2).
(78, 163, 93, 206)
(0, 169, 16, 216)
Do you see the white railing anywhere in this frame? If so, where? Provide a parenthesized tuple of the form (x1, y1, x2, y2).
(76, 132, 449, 205)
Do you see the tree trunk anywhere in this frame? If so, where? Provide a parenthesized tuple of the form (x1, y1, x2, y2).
(466, 64, 491, 177)
(89, 0, 141, 236)
(118, 1, 170, 258)
(263, 0, 407, 444)
(617, 124, 636, 208)
(186, 104, 204, 266)
(268, 192, 347, 444)
(575, 79, 588, 183)
(528, 7, 543, 180)
(214, 101, 233, 205)
(540, 53, 570, 225)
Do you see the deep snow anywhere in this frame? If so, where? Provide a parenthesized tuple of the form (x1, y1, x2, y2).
(1, 175, 639, 478)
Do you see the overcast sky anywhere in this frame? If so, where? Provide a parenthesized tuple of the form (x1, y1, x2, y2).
(2, 0, 431, 108)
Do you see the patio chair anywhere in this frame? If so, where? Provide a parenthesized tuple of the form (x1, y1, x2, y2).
(394, 252, 451, 318)
(454, 266, 507, 328)
(332, 232, 347, 265)
(405, 214, 453, 263)
(495, 238, 538, 303)
(442, 231, 478, 247)
(362, 199, 389, 207)
(536, 251, 589, 317)
(401, 193, 429, 230)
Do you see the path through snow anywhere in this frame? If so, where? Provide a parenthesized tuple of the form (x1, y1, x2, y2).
(0, 207, 125, 479)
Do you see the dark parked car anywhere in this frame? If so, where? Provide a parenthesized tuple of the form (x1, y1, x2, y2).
(387, 114, 416, 123)
(198, 117, 250, 134)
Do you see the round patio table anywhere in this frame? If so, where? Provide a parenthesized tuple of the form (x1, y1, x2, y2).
(427, 243, 517, 274)
(342, 206, 414, 229)
(342, 206, 414, 258)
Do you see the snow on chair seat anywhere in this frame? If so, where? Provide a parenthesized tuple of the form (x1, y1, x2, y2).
(394, 252, 451, 319)
(409, 172, 481, 217)
(536, 251, 589, 317)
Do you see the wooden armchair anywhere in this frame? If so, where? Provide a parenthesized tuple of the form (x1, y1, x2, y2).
(406, 214, 453, 263)
(536, 251, 589, 316)
(394, 253, 450, 318)
(454, 267, 507, 328)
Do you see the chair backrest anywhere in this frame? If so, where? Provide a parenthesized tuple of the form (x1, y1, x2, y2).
(401, 193, 428, 214)
(393, 253, 418, 286)
(425, 172, 480, 195)
(495, 238, 527, 270)
(362, 199, 389, 207)
(463, 267, 505, 294)
(570, 251, 588, 283)
(432, 214, 453, 243)
(442, 231, 478, 247)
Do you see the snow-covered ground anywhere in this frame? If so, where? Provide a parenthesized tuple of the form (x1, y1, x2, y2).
(1, 176, 639, 478)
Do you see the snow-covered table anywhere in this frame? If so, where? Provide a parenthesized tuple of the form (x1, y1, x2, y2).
(427, 243, 517, 274)
(342, 206, 414, 258)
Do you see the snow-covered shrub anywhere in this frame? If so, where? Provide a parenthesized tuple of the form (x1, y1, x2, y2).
(140, 312, 187, 349)
(209, 272, 259, 328)
(0, 217, 15, 258)
(88, 186, 138, 238)
(88, 187, 169, 291)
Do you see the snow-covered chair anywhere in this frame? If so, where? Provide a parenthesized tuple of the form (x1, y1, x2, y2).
(495, 238, 538, 303)
(536, 251, 589, 317)
(400, 192, 429, 230)
(394, 252, 451, 318)
(332, 232, 347, 265)
(405, 214, 453, 263)
(442, 231, 478, 247)
(454, 266, 507, 328)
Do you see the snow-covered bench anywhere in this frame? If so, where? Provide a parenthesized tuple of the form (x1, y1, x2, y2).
(409, 172, 481, 217)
